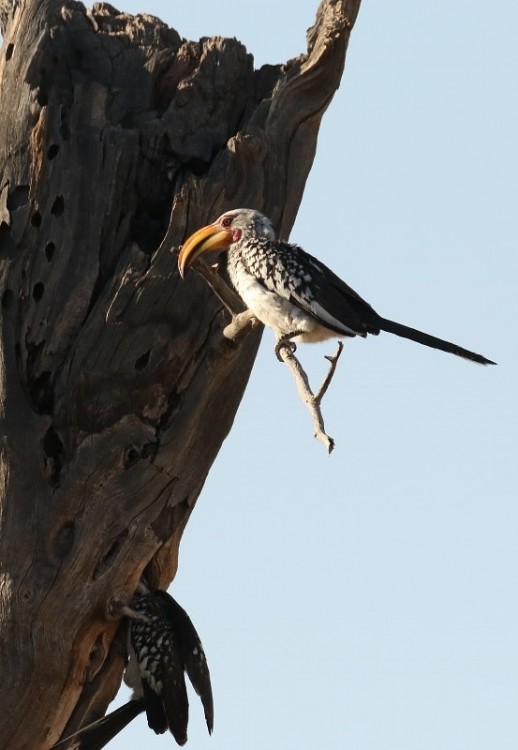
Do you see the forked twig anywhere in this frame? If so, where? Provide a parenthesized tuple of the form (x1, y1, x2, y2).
(277, 341, 343, 453)
(315, 342, 344, 401)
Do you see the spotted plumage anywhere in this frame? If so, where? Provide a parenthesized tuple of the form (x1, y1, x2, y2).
(129, 588, 213, 744)
(178, 208, 495, 365)
(52, 586, 213, 750)
(224, 234, 377, 342)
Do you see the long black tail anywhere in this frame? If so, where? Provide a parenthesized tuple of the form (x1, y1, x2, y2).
(378, 317, 496, 365)
(52, 699, 145, 750)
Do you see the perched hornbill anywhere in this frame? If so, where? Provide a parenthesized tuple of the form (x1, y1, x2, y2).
(178, 208, 495, 365)
(53, 584, 213, 749)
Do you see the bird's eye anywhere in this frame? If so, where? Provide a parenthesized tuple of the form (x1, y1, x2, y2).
(221, 216, 232, 228)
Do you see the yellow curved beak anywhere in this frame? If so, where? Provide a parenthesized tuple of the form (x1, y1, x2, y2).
(178, 223, 233, 278)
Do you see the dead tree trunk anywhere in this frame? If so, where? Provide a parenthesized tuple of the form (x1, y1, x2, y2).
(0, 1, 361, 747)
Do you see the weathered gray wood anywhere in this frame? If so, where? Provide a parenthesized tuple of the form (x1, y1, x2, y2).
(0, 0, 15, 35)
(0, 1, 362, 747)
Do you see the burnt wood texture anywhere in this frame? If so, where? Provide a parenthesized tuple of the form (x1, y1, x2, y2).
(0, 1, 361, 747)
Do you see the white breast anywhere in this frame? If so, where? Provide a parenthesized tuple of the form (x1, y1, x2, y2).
(230, 268, 338, 343)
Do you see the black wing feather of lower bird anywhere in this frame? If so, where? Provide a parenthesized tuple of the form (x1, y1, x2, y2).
(154, 590, 214, 735)
(51, 699, 145, 750)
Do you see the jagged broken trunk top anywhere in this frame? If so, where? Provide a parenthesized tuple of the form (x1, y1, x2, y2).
(0, 1, 361, 747)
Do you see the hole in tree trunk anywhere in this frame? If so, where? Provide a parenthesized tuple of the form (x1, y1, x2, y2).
(123, 445, 141, 468)
(45, 242, 55, 261)
(47, 144, 60, 160)
(51, 196, 64, 217)
(0, 223, 16, 256)
(94, 534, 128, 579)
(43, 425, 64, 486)
(7, 185, 29, 211)
(32, 282, 44, 302)
(134, 349, 150, 370)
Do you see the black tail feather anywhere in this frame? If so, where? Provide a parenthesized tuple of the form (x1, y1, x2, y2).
(52, 699, 145, 750)
(161, 668, 189, 746)
(378, 317, 496, 365)
(154, 590, 214, 735)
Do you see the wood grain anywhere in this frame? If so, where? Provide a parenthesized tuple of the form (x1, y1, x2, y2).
(0, 1, 362, 746)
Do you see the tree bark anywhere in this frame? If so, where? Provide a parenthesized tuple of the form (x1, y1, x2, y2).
(0, 1, 361, 747)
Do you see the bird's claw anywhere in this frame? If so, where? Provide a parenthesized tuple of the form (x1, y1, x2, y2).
(120, 605, 151, 624)
(275, 336, 297, 362)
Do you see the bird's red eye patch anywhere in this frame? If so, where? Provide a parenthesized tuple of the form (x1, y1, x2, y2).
(221, 216, 232, 228)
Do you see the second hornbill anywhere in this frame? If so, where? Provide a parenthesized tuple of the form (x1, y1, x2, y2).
(53, 583, 213, 749)
(178, 208, 495, 365)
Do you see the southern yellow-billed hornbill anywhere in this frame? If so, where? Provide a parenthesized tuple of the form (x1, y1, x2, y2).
(53, 584, 213, 749)
(178, 208, 495, 365)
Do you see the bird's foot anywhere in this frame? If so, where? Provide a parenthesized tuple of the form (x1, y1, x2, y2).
(106, 594, 152, 623)
(119, 604, 151, 624)
(275, 332, 302, 362)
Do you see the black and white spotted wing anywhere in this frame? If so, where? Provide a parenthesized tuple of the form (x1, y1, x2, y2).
(237, 237, 382, 338)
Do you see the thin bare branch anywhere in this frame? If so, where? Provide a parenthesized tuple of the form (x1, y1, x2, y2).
(315, 341, 344, 401)
(277, 341, 343, 453)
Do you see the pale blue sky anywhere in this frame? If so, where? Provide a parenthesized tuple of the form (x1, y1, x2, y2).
(90, 1, 516, 748)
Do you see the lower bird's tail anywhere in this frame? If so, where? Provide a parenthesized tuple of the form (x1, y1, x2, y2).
(52, 699, 145, 750)
(378, 317, 496, 365)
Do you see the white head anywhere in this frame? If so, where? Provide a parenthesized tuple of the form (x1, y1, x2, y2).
(178, 208, 276, 276)
(214, 208, 276, 242)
